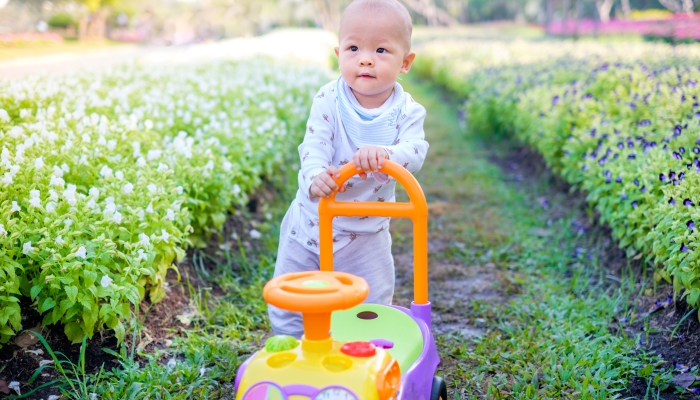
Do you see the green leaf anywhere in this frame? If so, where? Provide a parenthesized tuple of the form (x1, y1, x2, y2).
(64, 322, 84, 343)
(30, 285, 42, 301)
(38, 297, 57, 313)
(65, 285, 78, 304)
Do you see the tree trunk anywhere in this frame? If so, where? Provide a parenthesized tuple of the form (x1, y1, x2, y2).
(562, 0, 571, 34)
(596, 0, 614, 23)
(682, 0, 694, 16)
(621, 0, 632, 18)
(401, 0, 457, 26)
(545, 0, 555, 34)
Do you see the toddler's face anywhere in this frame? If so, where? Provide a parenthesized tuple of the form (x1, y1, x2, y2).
(335, 9, 414, 101)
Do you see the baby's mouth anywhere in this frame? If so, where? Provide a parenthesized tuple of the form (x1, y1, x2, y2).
(358, 73, 375, 79)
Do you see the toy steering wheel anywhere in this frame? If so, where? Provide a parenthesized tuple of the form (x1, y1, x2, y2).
(264, 271, 369, 341)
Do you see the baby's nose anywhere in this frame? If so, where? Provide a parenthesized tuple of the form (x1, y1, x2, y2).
(359, 57, 374, 67)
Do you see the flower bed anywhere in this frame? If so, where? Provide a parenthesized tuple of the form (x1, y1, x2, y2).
(0, 60, 330, 345)
(414, 38, 700, 313)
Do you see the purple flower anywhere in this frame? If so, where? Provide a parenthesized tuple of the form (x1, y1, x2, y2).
(674, 125, 683, 136)
(669, 197, 677, 205)
(687, 220, 695, 229)
(640, 186, 647, 193)
(618, 143, 624, 150)
(629, 103, 637, 110)
(696, 111, 700, 118)
(552, 95, 560, 106)
(684, 199, 695, 206)
(680, 147, 686, 154)
(632, 201, 638, 208)
(637, 119, 651, 127)
(616, 176, 623, 183)
(633, 178, 639, 186)
(673, 152, 682, 160)
(693, 147, 700, 154)
(681, 243, 691, 252)
(673, 179, 680, 186)
(670, 171, 677, 179)
(582, 165, 588, 172)
(621, 193, 628, 200)
(679, 172, 685, 180)
(659, 173, 667, 181)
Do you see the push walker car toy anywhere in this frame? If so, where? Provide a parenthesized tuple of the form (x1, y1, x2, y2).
(234, 160, 446, 400)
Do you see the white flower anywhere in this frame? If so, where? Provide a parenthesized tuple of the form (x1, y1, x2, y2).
(136, 157, 147, 167)
(112, 211, 122, 224)
(122, 183, 134, 194)
(11, 201, 20, 212)
(52, 166, 64, 177)
(146, 202, 154, 213)
(176, 186, 183, 194)
(105, 196, 115, 205)
(75, 246, 87, 258)
(144, 119, 154, 130)
(99, 165, 113, 178)
(64, 218, 73, 227)
(49, 176, 65, 187)
(166, 358, 177, 369)
(107, 139, 117, 151)
(34, 157, 44, 169)
(115, 170, 124, 180)
(29, 190, 41, 208)
(104, 202, 117, 215)
(0, 109, 9, 122)
(165, 209, 175, 221)
(137, 208, 145, 221)
(249, 229, 261, 239)
(46, 201, 57, 212)
(223, 161, 232, 172)
(199, 366, 206, 377)
(48, 396, 60, 400)
(157, 163, 168, 172)
(22, 241, 35, 255)
(139, 233, 150, 247)
(100, 275, 113, 287)
(137, 249, 148, 261)
(61, 163, 69, 173)
(7, 381, 19, 394)
(55, 235, 64, 245)
(49, 189, 58, 201)
(232, 184, 241, 195)
(0, 224, 6, 236)
(147, 184, 157, 193)
(89, 187, 99, 198)
(147, 149, 161, 161)
(159, 229, 170, 242)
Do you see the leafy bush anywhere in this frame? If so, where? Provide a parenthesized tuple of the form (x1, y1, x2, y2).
(48, 13, 77, 29)
(415, 38, 700, 313)
(0, 59, 330, 345)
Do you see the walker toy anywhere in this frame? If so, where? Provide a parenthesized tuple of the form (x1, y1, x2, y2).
(234, 160, 446, 400)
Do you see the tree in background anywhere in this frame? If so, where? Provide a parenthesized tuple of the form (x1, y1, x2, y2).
(657, 0, 695, 15)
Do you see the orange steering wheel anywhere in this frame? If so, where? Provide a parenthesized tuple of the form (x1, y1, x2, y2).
(264, 271, 369, 341)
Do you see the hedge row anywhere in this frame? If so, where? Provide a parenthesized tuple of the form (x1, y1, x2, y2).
(414, 38, 700, 312)
(0, 60, 330, 345)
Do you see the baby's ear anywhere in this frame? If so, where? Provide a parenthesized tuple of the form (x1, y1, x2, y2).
(401, 52, 416, 74)
(334, 47, 340, 57)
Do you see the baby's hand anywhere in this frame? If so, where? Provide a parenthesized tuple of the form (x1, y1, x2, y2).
(310, 166, 346, 198)
(353, 146, 390, 180)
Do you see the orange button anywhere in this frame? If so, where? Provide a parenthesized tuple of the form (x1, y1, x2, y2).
(340, 341, 376, 357)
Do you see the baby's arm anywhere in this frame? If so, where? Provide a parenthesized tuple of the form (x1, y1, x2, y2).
(375, 98, 429, 183)
(298, 87, 338, 200)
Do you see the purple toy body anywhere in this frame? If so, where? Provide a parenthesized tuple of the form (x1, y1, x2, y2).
(393, 302, 439, 400)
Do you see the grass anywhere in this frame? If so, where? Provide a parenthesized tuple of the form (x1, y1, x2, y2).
(0, 39, 132, 61)
(397, 77, 672, 399)
(10, 75, 676, 399)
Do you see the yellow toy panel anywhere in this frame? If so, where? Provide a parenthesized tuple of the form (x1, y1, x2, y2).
(235, 338, 400, 400)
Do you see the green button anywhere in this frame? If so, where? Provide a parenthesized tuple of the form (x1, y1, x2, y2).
(302, 280, 330, 288)
(265, 335, 298, 352)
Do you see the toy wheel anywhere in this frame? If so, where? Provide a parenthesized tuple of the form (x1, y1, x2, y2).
(430, 376, 447, 400)
(263, 271, 369, 313)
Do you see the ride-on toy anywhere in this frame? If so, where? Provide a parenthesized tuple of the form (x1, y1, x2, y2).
(234, 160, 445, 400)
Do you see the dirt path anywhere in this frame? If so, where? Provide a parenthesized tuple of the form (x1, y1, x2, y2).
(0, 29, 336, 79)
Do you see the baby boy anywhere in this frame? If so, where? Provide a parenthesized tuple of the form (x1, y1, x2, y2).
(268, 0, 429, 338)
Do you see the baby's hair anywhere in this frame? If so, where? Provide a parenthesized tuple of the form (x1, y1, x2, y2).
(340, 0, 413, 51)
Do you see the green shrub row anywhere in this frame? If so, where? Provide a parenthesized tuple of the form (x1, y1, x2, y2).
(0, 60, 330, 345)
(414, 39, 700, 312)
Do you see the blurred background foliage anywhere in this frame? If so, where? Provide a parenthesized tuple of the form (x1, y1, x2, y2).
(0, 0, 698, 45)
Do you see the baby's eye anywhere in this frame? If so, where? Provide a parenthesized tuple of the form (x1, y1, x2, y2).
(376, 48, 387, 54)
(350, 46, 358, 52)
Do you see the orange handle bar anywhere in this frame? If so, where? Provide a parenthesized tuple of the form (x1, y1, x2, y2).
(318, 160, 429, 305)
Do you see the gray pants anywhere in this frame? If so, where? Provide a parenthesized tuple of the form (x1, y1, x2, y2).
(268, 211, 395, 338)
